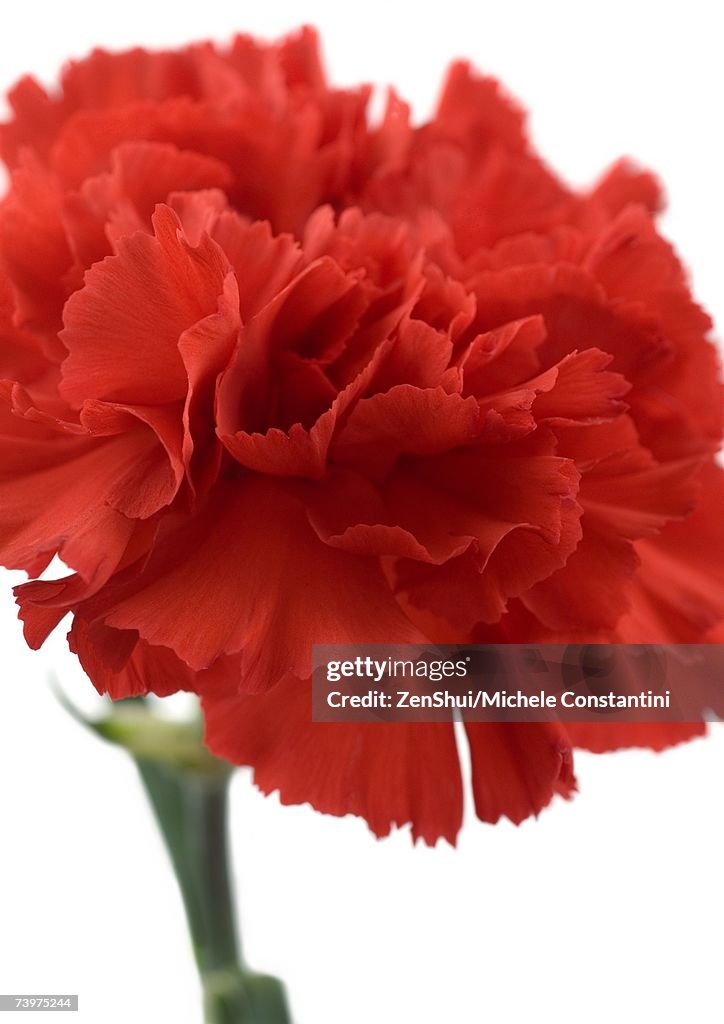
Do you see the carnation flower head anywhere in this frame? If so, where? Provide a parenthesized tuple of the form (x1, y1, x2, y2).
(1, 27, 722, 844)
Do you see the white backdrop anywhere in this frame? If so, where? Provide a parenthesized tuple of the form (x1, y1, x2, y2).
(0, 3, 722, 1022)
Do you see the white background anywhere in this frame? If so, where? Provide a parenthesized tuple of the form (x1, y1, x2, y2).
(0, 3, 722, 1022)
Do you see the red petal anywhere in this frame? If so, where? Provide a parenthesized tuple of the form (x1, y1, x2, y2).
(522, 525, 639, 632)
(0, 275, 51, 384)
(523, 419, 702, 631)
(616, 462, 724, 641)
(468, 263, 669, 384)
(84, 478, 426, 689)
(13, 510, 158, 650)
(0, 430, 150, 580)
(531, 348, 630, 424)
(434, 61, 527, 156)
(221, 337, 389, 480)
(1, 384, 186, 519)
(63, 141, 233, 267)
(60, 205, 230, 406)
(460, 316, 545, 395)
(585, 158, 663, 218)
(201, 672, 463, 845)
(371, 319, 454, 392)
(464, 722, 576, 824)
(584, 207, 721, 454)
(216, 257, 364, 437)
(60, 46, 204, 111)
(178, 270, 240, 491)
(69, 617, 204, 699)
(307, 470, 472, 564)
(208, 214, 303, 320)
(91, 141, 232, 224)
(0, 159, 72, 332)
(80, 401, 185, 517)
(333, 385, 481, 477)
(453, 150, 573, 254)
(565, 722, 706, 754)
(394, 438, 583, 627)
(0, 76, 65, 167)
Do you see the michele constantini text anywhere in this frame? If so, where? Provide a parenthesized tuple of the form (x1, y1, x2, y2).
(326, 689, 672, 710)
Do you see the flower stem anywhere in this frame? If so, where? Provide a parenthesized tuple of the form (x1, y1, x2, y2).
(55, 692, 291, 1023)
(135, 756, 291, 1024)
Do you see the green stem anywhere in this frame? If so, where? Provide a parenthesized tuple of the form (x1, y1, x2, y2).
(54, 691, 292, 1023)
(136, 757, 291, 1024)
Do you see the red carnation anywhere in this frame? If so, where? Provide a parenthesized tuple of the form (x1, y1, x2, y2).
(1, 27, 722, 845)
